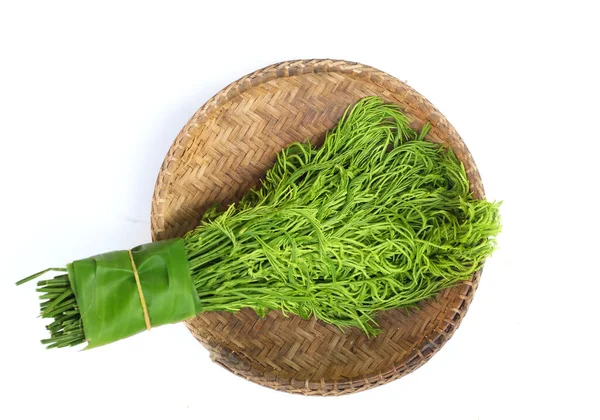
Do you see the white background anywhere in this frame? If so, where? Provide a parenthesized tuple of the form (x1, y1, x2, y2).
(1, 1, 598, 419)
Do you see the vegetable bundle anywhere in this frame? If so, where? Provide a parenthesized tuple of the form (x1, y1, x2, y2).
(19, 97, 501, 349)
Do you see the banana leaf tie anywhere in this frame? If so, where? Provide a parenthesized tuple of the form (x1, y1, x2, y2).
(128, 249, 151, 331)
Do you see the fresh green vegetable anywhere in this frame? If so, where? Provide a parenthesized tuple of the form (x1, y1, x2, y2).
(19, 96, 501, 348)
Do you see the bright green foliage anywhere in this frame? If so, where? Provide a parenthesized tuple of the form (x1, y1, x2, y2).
(184, 96, 501, 336)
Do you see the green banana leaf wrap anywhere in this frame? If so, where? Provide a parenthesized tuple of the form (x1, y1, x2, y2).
(66, 239, 201, 348)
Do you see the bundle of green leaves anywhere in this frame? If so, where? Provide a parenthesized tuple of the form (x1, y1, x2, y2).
(22, 96, 501, 348)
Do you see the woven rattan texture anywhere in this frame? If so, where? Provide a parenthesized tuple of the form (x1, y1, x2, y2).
(151, 59, 485, 395)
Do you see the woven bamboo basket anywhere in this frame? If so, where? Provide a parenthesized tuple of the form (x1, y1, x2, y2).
(150, 59, 485, 395)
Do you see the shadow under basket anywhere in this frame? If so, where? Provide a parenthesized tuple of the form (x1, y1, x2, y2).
(150, 59, 486, 395)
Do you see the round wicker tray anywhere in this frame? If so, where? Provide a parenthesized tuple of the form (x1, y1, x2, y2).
(150, 59, 485, 395)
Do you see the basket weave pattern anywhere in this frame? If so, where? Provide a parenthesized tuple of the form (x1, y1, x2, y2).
(151, 59, 484, 395)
